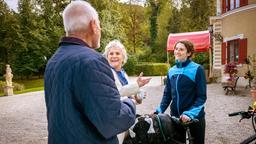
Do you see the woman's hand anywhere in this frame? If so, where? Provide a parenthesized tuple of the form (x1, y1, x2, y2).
(180, 114, 191, 123)
(134, 95, 143, 104)
(137, 72, 151, 87)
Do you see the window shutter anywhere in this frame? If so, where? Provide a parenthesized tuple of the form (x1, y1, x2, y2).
(227, 42, 230, 63)
(240, 0, 248, 7)
(222, 42, 227, 64)
(238, 38, 247, 64)
(245, 0, 249, 5)
(222, 0, 226, 14)
(227, 0, 230, 11)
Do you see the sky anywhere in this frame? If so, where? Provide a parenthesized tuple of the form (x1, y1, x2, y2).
(4, 0, 18, 11)
(4, 0, 148, 12)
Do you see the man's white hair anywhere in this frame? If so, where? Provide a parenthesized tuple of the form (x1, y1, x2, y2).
(103, 40, 128, 65)
(62, 1, 99, 35)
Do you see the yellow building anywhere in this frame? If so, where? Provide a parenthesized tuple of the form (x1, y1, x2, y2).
(209, 0, 256, 82)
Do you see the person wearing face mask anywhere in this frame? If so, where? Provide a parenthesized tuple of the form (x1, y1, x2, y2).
(154, 40, 207, 144)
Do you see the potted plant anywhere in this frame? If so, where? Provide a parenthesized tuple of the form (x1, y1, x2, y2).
(251, 78, 256, 99)
(224, 62, 238, 81)
(250, 82, 256, 109)
(251, 87, 256, 99)
(244, 57, 254, 88)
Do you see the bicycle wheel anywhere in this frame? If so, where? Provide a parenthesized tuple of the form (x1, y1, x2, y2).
(240, 134, 256, 144)
(252, 111, 256, 133)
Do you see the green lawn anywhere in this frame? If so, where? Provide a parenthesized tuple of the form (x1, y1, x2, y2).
(14, 87, 44, 94)
(14, 79, 44, 89)
(0, 79, 44, 96)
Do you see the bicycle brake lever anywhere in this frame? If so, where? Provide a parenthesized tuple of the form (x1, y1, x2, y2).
(239, 117, 244, 122)
(241, 112, 252, 119)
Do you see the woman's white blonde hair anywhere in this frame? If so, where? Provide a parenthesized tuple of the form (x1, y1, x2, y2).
(62, 1, 99, 35)
(103, 40, 128, 65)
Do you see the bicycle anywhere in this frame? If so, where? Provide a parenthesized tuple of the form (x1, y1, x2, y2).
(229, 107, 256, 144)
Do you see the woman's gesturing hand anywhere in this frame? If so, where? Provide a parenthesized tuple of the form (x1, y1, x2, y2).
(136, 72, 151, 87)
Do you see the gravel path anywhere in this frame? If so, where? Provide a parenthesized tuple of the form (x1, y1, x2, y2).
(0, 77, 254, 144)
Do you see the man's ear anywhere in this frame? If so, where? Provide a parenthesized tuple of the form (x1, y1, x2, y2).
(89, 19, 98, 34)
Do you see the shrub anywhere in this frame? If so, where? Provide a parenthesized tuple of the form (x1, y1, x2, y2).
(135, 63, 170, 76)
(124, 55, 138, 76)
(0, 81, 25, 93)
(193, 53, 209, 69)
(0, 81, 4, 93)
(13, 82, 25, 91)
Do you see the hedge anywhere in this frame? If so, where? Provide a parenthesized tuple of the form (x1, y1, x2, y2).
(135, 63, 170, 76)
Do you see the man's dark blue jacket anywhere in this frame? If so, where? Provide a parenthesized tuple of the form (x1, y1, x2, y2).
(44, 37, 136, 144)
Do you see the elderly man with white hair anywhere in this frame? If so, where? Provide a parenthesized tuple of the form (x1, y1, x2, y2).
(44, 1, 136, 144)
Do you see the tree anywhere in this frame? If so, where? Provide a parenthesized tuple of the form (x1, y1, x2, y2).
(167, 7, 181, 33)
(0, 0, 22, 75)
(148, 0, 159, 47)
(0, 0, 12, 66)
(120, 2, 146, 54)
(179, 0, 216, 32)
(12, 0, 47, 78)
(100, 3, 125, 52)
(39, 0, 64, 59)
(155, 1, 173, 62)
(88, 0, 127, 52)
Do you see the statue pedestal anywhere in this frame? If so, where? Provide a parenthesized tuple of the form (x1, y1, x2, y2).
(4, 86, 14, 96)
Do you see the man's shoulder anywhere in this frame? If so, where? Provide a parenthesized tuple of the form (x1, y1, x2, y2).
(47, 44, 107, 72)
(69, 46, 110, 72)
(71, 45, 100, 57)
(61, 44, 103, 63)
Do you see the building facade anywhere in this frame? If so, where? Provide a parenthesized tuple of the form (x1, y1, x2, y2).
(209, 0, 256, 81)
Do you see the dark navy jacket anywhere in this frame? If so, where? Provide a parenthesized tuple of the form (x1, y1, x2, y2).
(44, 37, 136, 144)
(156, 59, 207, 119)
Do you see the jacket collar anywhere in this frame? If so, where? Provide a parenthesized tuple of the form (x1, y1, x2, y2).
(175, 59, 191, 68)
(59, 36, 90, 47)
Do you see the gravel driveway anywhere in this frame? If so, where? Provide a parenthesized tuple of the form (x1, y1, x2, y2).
(0, 77, 254, 144)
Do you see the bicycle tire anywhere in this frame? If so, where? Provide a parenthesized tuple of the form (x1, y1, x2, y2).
(253, 116, 256, 133)
(252, 111, 256, 133)
(240, 133, 256, 144)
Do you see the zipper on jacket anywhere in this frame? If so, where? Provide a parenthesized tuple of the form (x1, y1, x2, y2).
(175, 74, 180, 116)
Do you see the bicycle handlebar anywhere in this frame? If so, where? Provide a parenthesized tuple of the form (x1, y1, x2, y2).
(229, 107, 256, 141)
(228, 110, 254, 121)
(170, 116, 199, 126)
(228, 111, 247, 117)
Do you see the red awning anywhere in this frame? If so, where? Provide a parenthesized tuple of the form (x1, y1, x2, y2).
(167, 30, 210, 52)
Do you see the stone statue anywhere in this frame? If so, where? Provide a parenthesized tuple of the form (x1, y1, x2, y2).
(3, 64, 14, 96)
(4, 64, 13, 87)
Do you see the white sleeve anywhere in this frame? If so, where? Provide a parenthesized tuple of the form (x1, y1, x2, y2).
(112, 69, 140, 97)
(119, 82, 140, 97)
